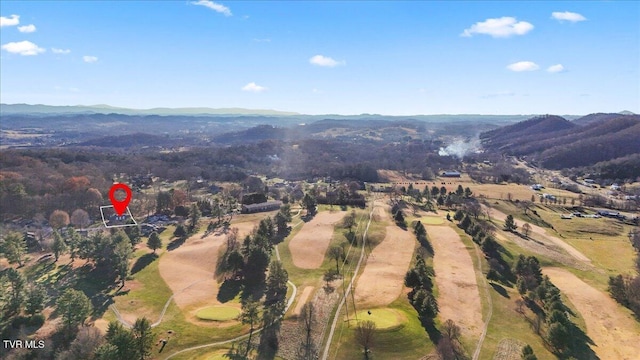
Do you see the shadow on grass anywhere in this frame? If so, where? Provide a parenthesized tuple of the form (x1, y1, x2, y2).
(490, 282, 510, 298)
(301, 213, 316, 223)
(563, 322, 598, 360)
(167, 236, 187, 251)
(131, 253, 159, 274)
(217, 279, 242, 303)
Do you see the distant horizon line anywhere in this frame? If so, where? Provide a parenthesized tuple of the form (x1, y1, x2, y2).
(0, 103, 635, 117)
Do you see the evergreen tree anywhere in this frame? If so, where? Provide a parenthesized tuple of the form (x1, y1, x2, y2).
(25, 285, 48, 316)
(52, 229, 68, 262)
(147, 232, 162, 254)
(0, 231, 27, 266)
(504, 214, 517, 232)
(132, 317, 155, 360)
(189, 203, 201, 233)
(173, 224, 187, 238)
(57, 288, 92, 330)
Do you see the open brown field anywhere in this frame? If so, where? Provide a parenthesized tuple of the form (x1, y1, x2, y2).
(353, 224, 416, 307)
(544, 267, 640, 360)
(157, 220, 257, 312)
(288, 211, 346, 269)
(428, 225, 483, 339)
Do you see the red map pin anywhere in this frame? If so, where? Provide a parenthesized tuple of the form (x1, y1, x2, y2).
(109, 183, 132, 216)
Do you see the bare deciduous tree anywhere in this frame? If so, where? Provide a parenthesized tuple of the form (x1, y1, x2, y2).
(522, 223, 532, 238)
(296, 302, 318, 360)
(355, 320, 376, 360)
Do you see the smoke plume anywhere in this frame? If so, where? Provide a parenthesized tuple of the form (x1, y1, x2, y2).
(438, 138, 481, 159)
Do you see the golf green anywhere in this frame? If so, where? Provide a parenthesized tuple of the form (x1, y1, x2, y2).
(195, 306, 241, 321)
(354, 308, 404, 330)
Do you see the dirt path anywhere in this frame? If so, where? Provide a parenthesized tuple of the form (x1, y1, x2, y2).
(428, 225, 483, 339)
(293, 286, 314, 316)
(544, 268, 640, 360)
(353, 224, 416, 307)
(288, 211, 346, 269)
(487, 207, 591, 263)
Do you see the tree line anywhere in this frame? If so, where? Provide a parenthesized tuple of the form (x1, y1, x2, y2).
(514, 255, 593, 358)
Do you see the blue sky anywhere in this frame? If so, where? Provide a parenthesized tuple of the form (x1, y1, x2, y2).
(1, 1, 638, 115)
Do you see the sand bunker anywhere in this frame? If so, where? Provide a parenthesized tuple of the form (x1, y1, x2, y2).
(288, 211, 346, 269)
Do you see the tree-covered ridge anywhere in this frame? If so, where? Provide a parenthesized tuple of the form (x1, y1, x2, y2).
(480, 114, 640, 170)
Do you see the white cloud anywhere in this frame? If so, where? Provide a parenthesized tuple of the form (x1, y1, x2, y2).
(461, 17, 534, 38)
(242, 82, 267, 93)
(1, 40, 45, 56)
(309, 55, 345, 67)
(191, 1, 232, 16)
(0, 14, 20, 27)
(83, 55, 98, 63)
(506, 61, 540, 72)
(547, 64, 565, 73)
(18, 24, 36, 33)
(52, 48, 71, 54)
(552, 11, 586, 22)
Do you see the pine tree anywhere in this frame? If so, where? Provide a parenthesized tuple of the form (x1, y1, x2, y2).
(147, 232, 162, 254)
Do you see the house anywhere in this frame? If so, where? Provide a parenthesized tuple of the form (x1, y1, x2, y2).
(441, 171, 461, 178)
(241, 201, 282, 214)
(531, 184, 544, 191)
(542, 193, 556, 200)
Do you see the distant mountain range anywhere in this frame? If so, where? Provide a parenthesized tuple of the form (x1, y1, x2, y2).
(0, 103, 301, 116)
(480, 113, 640, 169)
(5, 103, 635, 119)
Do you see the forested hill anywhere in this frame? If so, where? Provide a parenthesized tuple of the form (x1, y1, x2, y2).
(571, 112, 633, 126)
(480, 114, 640, 169)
